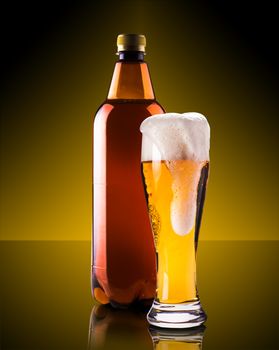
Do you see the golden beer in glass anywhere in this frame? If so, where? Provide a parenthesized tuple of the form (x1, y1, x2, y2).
(140, 113, 209, 328)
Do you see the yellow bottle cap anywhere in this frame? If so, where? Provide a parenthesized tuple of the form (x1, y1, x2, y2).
(117, 34, 146, 53)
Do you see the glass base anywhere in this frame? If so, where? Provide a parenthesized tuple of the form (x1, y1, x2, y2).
(147, 299, 207, 329)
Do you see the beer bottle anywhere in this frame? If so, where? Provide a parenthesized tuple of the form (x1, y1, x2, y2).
(92, 34, 165, 308)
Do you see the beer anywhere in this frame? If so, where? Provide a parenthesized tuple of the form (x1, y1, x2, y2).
(92, 34, 165, 307)
(140, 112, 210, 328)
(142, 160, 209, 303)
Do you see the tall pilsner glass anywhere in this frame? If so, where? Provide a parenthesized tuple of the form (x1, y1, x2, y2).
(140, 113, 210, 328)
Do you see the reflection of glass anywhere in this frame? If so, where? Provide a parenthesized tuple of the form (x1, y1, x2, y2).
(140, 113, 210, 328)
(150, 326, 205, 350)
(87, 305, 153, 350)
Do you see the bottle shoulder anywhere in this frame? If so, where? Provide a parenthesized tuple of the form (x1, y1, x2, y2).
(94, 100, 165, 123)
(94, 102, 114, 118)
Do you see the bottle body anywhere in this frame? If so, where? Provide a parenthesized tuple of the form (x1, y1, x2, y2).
(93, 99, 164, 307)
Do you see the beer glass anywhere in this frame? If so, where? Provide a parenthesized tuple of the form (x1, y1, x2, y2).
(140, 113, 209, 328)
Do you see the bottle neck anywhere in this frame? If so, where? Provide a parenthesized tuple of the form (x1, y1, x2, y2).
(107, 51, 155, 100)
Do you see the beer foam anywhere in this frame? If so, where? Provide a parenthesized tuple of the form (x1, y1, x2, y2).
(140, 113, 210, 236)
(140, 112, 210, 162)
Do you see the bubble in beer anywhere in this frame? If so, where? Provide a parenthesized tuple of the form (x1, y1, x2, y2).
(148, 204, 161, 248)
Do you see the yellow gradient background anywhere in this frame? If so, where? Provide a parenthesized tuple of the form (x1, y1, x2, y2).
(1, 0, 278, 241)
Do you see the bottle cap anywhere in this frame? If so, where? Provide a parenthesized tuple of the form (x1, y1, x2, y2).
(117, 34, 146, 53)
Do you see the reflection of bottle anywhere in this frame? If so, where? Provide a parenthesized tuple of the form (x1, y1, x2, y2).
(150, 326, 205, 350)
(92, 34, 165, 307)
(87, 305, 153, 350)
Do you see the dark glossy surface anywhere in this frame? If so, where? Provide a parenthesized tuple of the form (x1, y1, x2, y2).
(1, 241, 278, 349)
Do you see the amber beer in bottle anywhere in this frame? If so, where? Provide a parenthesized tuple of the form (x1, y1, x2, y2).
(92, 34, 165, 307)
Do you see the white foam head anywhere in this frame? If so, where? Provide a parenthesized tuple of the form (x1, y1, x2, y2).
(140, 112, 210, 162)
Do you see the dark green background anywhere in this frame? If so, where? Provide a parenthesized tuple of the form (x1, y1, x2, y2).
(1, 0, 278, 240)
